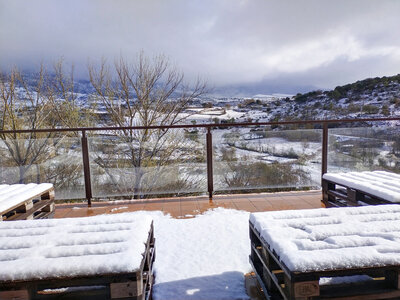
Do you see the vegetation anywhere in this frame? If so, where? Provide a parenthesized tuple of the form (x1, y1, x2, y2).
(88, 53, 207, 198)
(1, 59, 400, 199)
(362, 104, 379, 114)
(293, 73, 400, 104)
(0, 64, 84, 184)
(223, 161, 309, 188)
(0, 54, 207, 198)
(249, 129, 321, 143)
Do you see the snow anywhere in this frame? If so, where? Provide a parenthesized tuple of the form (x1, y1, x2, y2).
(250, 205, 400, 272)
(0, 183, 53, 214)
(110, 206, 128, 212)
(152, 208, 251, 300)
(0, 208, 252, 300)
(5, 204, 400, 298)
(0, 212, 153, 281)
(323, 171, 400, 202)
(319, 275, 372, 286)
(181, 109, 246, 123)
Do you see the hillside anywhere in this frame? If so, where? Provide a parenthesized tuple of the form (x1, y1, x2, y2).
(183, 74, 400, 126)
(3, 72, 400, 126)
(283, 74, 400, 121)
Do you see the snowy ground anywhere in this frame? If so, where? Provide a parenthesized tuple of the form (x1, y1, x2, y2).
(151, 208, 251, 300)
(0, 208, 252, 300)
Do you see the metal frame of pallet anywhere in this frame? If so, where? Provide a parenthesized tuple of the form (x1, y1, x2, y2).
(1, 186, 55, 221)
(0, 222, 155, 300)
(321, 178, 393, 208)
(249, 221, 400, 300)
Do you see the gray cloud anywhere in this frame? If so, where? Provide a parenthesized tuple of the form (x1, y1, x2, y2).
(1, 0, 400, 93)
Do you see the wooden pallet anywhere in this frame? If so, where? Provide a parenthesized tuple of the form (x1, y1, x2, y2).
(249, 221, 400, 300)
(0, 223, 155, 300)
(321, 178, 392, 208)
(1, 187, 55, 221)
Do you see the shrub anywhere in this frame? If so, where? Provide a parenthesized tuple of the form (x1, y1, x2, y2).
(223, 161, 310, 188)
(382, 105, 390, 116)
(362, 104, 379, 114)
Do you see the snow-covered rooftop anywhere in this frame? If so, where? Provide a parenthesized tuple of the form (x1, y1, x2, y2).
(250, 205, 400, 272)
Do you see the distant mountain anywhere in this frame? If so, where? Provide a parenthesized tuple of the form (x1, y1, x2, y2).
(212, 81, 317, 97)
(267, 74, 400, 122)
(6, 70, 400, 126)
(294, 74, 400, 104)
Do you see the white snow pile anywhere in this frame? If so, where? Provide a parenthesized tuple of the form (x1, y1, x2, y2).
(250, 205, 400, 272)
(0, 183, 53, 214)
(153, 208, 251, 300)
(0, 211, 153, 281)
(0, 208, 252, 300)
(323, 171, 400, 202)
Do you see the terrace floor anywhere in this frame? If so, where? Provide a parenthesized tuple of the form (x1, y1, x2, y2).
(54, 190, 322, 219)
(53, 190, 321, 300)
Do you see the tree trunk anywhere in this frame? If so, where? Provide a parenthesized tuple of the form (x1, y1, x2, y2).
(36, 164, 41, 183)
(133, 168, 143, 199)
(18, 165, 26, 184)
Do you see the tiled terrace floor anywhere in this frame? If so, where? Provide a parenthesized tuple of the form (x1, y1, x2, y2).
(54, 190, 322, 219)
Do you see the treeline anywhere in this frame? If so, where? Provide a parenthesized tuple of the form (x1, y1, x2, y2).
(0, 54, 207, 199)
(294, 73, 400, 103)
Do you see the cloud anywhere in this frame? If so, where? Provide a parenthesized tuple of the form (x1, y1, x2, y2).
(1, 0, 400, 92)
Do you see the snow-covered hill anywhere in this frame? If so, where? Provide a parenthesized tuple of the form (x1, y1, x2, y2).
(5, 72, 400, 125)
(192, 74, 400, 124)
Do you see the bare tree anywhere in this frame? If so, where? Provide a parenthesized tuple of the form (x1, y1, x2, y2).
(47, 59, 96, 132)
(88, 53, 207, 197)
(0, 62, 90, 188)
(0, 65, 56, 183)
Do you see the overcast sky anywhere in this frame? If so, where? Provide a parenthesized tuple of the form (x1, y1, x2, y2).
(1, 0, 400, 94)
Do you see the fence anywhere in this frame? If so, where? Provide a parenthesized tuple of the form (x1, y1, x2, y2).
(0, 117, 399, 206)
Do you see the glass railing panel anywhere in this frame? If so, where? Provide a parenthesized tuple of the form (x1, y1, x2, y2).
(88, 128, 207, 198)
(328, 126, 400, 173)
(213, 127, 322, 192)
(0, 136, 85, 200)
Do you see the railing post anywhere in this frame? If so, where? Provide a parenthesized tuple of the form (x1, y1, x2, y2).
(81, 130, 92, 206)
(321, 122, 328, 180)
(206, 127, 214, 201)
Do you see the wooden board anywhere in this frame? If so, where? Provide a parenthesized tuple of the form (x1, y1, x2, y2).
(321, 178, 393, 208)
(1, 187, 55, 221)
(0, 222, 155, 300)
(249, 221, 400, 300)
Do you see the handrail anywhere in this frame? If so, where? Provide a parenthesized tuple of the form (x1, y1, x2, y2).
(0, 117, 399, 134)
(0, 116, 399, 205)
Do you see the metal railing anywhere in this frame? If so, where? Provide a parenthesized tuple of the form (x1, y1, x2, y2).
(1, 116, 399, 206)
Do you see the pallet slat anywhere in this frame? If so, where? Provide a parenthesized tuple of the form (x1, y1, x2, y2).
(322, 178, 391, 208)
(1, 185, 55, 221)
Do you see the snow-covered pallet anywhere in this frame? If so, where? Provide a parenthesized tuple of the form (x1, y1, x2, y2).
(0, 214, 155, 300)
(0, 184, 55, 221)
(322, 171, 400, 207)
(249, 206, 400, 300)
